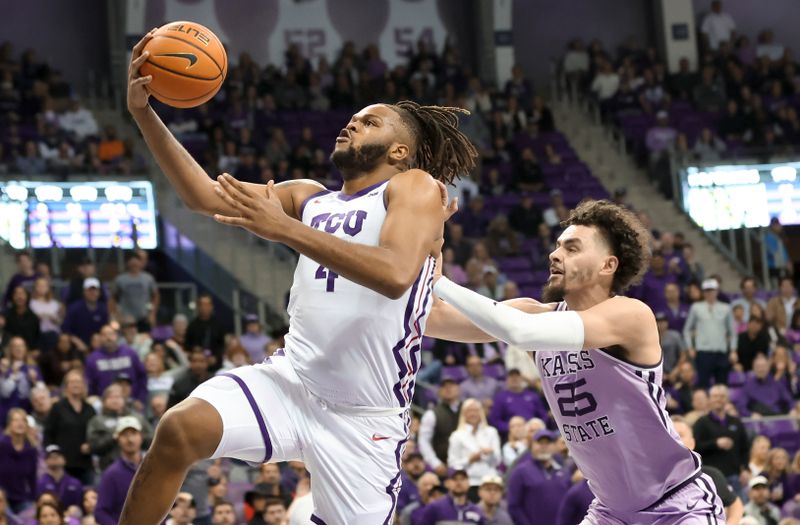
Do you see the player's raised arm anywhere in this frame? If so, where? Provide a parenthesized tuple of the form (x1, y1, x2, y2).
(126, 30, 323, 219)
(433, 276, 660, 359)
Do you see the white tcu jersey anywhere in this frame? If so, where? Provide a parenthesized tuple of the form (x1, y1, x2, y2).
(285, 179, 436, 409)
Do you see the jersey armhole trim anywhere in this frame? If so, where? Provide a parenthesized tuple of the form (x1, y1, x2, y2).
(594, 347, 664, 370)
(298, 189, 332, 221)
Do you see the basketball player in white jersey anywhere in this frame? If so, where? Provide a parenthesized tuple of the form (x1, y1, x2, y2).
(121, 31, 477, 524)
(428, 200, 726, 524)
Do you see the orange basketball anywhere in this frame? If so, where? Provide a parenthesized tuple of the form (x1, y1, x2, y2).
(139, 21, 227, 109)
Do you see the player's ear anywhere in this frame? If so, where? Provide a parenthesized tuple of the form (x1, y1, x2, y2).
(388, 142, 410, 164)
(599, 255, 618, 276)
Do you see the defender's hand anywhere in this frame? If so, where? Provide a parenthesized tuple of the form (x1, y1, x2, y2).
(127, 28, 158, 113)
(213, 175, 290, 241)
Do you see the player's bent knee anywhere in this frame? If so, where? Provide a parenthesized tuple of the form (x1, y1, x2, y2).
(153, 398, 222, 463)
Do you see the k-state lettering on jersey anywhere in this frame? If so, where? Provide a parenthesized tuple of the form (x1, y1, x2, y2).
(285, 179, 436, 408)
(535, 302, 700, 513)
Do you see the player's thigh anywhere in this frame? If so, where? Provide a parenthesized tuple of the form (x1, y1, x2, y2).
(303, 410, 408, 525)
(189, 360, 306, 463)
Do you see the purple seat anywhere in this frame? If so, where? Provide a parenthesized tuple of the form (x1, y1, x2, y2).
(506, 271, 536, 286)
(442, 366, 468, 383)
(497, 256, 532, 271)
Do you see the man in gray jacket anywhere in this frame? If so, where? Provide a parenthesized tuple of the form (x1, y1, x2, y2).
(683, 279, 736, 388)
(87, 383, 152, 470)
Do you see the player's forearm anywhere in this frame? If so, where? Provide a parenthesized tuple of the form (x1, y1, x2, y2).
(425, 299, 496, 343)
(434, 278, 584, 351)
(130, 106, 218, 214)
(278, 219, 426, 299)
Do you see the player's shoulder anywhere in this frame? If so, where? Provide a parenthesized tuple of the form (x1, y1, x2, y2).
(603, 295, 657, 321)
(276, 178, 328, 194)
(386, 169, 440, 204)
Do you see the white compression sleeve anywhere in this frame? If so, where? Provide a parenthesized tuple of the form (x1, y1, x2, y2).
(434, 277, 585, 352)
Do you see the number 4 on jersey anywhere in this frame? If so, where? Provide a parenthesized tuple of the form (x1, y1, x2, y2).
(315, 265, 339, 292)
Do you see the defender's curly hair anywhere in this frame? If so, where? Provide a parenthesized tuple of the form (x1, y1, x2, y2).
(389, 100, 478, 185)
(562, 199, 652, 294)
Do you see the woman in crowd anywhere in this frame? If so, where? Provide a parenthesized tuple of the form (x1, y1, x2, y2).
(0, 337, 44, 423)
(0, 408, 38, 514)
(761, 447, 791, 506)
(447, 398, 502, 502)
(28, 278, 61, 352)
(501, 415, 528, 469)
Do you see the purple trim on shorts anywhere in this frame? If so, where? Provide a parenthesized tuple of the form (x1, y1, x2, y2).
(299, 189, 332, 220)
(219, 373, 273, 462)
(310, 514, 327, 525)
(382, 414, 410, 525)
(337, 179, 389, 201)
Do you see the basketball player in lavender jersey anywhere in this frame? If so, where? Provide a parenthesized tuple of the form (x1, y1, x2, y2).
(429, 200, 726, 524)
(122, 31, 479, 525)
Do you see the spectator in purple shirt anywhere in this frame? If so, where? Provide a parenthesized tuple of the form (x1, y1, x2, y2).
(61, 279, 109, 347)
(398, 472, 441, 525)
(0, 408, 37, 514)
(556, 476, 594, 525)
(662, 283, 689, 333)
(0, 487, 23, 525)
(84, 325, 147, 405)
(507, 430, 573, 525)
(397, 452, 426, 514)
(417, 470, 486, 525)
(3, 253, 37, 310)
(95, 416, 144, 525)
(36, 445, 83, 512)
(488, 369, 547, 436)
(239, 315, 271, 365)
(645, 111, 677, 158)
(458, 196, 490, 239)
(477, 475, 513, 525)
(1, 337, 43, 425)
(630, 252, 676, 313)
(460, 356, 500, 410)
(745, 354, 792, 416)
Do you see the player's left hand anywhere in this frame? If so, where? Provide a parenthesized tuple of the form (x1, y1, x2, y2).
(213, 175, 289, 240)
(436, 180, 458, 221)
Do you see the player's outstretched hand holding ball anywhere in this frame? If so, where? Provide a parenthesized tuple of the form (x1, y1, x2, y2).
(127, 28, 158, 113)
(213, 174, 289, 241)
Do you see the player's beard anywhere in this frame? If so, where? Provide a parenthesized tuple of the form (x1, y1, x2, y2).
(331, 142, 389, 179)
(542, 279, 565, 303)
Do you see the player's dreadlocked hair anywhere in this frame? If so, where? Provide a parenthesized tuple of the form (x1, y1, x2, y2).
(389, 100, 478, 185)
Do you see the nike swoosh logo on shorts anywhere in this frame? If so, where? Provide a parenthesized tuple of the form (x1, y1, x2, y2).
(156, 52, 198, 68)
(371, 433, 390, 441)
(686, 500, 699, 510)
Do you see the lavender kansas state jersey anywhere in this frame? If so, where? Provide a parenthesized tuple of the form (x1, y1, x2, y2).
(536, 302, 701, 513)
(285, 179, 435, 409)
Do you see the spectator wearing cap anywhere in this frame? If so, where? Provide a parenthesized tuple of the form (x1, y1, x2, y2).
(165, 492, 196, 525)
(460, 356, 500, 409)
(87, 383, 152, 471)
(477, 475, 512, 525)
(744, 475, 781, 525)
(4, 286, 40, 352)
(398, 472, 441, 525)
(397, 452, 426, 513)
(211, 500, 236, 525)
(240, 315, 271, 364)
(683, 278, 736, 388)
(693, 385, 749, 493)
(44, 370, 95, 485)
(61, 278, 109, 347)
(745, 354, 792, 416)
(447, 398, 501, 502)
(731, 277, 767, 323)
(419, 378, 462, 478)
(168, 347, 212, 408)
(0, 408, 37, 514)
(185, 295, 226, 372)
(507, 430, 572, 525)
(645, 111, 677, 159)
(417, 469, 486, 525)
(766, 276, 797, 334)
(110, 252, 159, 332)
(36, 445, 83, 511)
(63, 259, 107, 307)
(656, 312, 686, 377)
(476, 265, 503, 301)
(95, 416, 144, 525)
(84, 325, 147, 405)
(556, 471, 594, 525)
(118, 316, 152, 361)
(488, 369, 547, 437)
(2, 253, 37, 310)
(737, 316, 770, 372)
